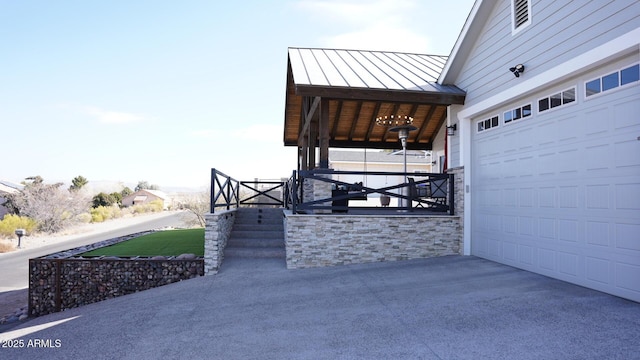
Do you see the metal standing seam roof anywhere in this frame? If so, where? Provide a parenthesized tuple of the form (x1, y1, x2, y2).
(288, 47, 465, 95)
(284, 48, 466, 150)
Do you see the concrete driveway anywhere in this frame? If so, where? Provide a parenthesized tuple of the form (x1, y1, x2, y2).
(1, 256, 638, 359)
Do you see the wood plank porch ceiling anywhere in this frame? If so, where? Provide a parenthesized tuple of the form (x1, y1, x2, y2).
(284, 48, 466, 150)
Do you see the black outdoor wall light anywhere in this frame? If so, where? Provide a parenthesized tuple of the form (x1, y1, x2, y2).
(446, 124, 457, 136)
(509, 64, 525, 77)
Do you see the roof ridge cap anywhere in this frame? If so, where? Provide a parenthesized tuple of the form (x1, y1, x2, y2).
(288, 47, 448, 58)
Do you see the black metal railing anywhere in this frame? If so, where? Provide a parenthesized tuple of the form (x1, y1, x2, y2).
(210, 169, 240, 213)
(239, 180, 285, 208)
(211, 168, 454, 215)
(210, 168, 287, 213)
(287, 169, 455, 215)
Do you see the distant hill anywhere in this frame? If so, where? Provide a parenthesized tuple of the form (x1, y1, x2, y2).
(83, 181, 205, 195)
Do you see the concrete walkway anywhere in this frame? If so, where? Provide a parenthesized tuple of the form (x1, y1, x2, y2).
(1, 256, 639, 359)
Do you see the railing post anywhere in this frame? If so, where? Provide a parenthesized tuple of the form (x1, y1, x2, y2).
(235, 180, 240, 209)
(226, 179, 231, 210)
(292, 170, 297, 214)
(210, 168, 215, 213)
(282, 179, 286, 207)
(449, 173, 455, 216)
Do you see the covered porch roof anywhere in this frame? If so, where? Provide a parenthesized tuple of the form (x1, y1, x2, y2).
(283, 47, 466, 158)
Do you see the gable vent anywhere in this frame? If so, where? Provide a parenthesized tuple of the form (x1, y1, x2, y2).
(513, 0, 529, 29)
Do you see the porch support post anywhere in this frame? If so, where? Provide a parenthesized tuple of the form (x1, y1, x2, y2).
(297, 96, 322, 171)
(319, 97, 330, 169)
(299, 137, 308, 171)
(297, 96, 320, 145)
(308, 116, 317, 170)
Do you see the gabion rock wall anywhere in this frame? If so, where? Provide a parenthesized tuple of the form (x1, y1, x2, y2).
(28, 231, 204, 317)
(29, 258, 204, 317)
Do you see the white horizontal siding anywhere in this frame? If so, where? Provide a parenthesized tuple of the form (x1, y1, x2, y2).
(456, 0, 640, 108)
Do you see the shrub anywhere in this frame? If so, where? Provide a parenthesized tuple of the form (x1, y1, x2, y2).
(148, 199, 164, 212)
(0, 214, 38, 238)
(0, 240, 15, 253)
(90, 206, 123, 223)
(132, 200, 163, 214)
(92, 192, 117, 208)
(90, 211, 104, 223)
(76, 213, 92, 224)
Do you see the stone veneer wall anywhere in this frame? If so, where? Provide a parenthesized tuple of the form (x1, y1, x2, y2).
(302, 175, 333, 214)
(284, 212, 461, 269)
(29, 258, 203, 317)
(204, 209, 236, 274)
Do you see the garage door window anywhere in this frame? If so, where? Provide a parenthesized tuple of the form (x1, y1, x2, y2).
(504, 104, 532, 124)
(477, 115, 499, 132)
(538, 87, 576, 113)
(621, 64, 639, 85)
(586, 63, 640, 98)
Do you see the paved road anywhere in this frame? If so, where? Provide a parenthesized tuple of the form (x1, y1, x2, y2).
(0, 211, 188, 292)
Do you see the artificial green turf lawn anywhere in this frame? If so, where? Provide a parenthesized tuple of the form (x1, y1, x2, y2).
(81, 228, 204, 257)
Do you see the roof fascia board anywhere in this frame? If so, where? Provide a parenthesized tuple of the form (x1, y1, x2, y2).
(294, 85, 465, 105)
(284, 139, 433, 150)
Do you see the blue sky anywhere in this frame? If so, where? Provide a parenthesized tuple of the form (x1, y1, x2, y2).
(1, 0, 475, 190)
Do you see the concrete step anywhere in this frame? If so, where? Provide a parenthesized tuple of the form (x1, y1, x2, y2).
(230, 230, 284, 239)
(234, 217, 283, 225)
(232, 223, 283, 232)
(227, 237, 284, 248)
(224, 246, 285, 259)
(235, 208, 284, 222)
(227, 208, 285, 259)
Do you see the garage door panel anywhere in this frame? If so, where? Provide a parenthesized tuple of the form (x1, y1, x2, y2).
(519, 216, 535, 236)
(557, 115, 581, 142)
(519, 245, 534, 265)
(615, 223, 640, 252)
(585, 143, 611, 171)
(538, 248, 557, 272)
(558, 251, 580, 277)
(586, 184, 611, 209)
(586, 220, 610, 247)
(503, 242, 517, 261)
(613, 96, 640, 129)
(585, 107, 610, 135)
(558, 218, 579, 243)
(615, 183, 640, 210)
(488, 238, 502, 257)
(558, 186, 578, 208)
(585, 257, 611, 284)
(538, 186, 556, 207)
(539, 217, 556, 239)
(616, 261, 640, 295)
(614, 137, 640, 167)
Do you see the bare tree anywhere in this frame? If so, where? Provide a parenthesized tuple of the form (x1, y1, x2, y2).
(179, 189, 210, 227)
(9, 176, 90, 233)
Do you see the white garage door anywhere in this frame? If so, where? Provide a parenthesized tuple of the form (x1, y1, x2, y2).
(470, 66, 640, 302)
